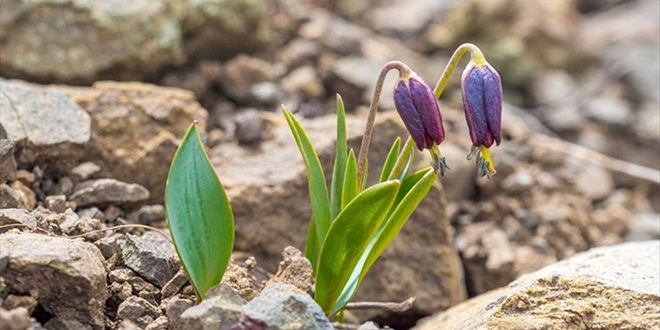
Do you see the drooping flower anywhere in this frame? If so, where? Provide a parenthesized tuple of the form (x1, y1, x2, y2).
(393, 73, 450, 175)
(461, 61, 502, 178)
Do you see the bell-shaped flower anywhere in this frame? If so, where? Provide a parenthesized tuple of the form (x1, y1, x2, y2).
(461, 62, 502, 178)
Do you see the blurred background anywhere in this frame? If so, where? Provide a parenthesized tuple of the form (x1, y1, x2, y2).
(1, 0, 658, 328)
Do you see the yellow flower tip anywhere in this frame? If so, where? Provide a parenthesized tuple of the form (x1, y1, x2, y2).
(429, 143, 451, 176)
(479, 145, 496, 174)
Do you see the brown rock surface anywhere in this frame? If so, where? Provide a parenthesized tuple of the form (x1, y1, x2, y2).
(210, 111, 466, 318)
(57, 81, 208, 202)
(414, 240, 660, 330)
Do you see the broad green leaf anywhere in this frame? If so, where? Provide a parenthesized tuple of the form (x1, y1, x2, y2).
(379, 137, 401, 182)
(283, 108, 331, 245)
(315, 180, 400, 315)
(165, 124, 234, 300)
(330, 95, 347, 220)
(342, 149, 358, 208)
(387, 136, 415, 181)
(331, 168, 436, 314)
(305, 216, 320, 272)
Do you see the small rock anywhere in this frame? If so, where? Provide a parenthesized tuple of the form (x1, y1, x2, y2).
(45, 195, 67, 213)
(161, 269, 189, 299)
(145, 316, 169, 330)
(55, 177, 74, 197)
(0, 184, 28, 210)
(626, 212, 660, 241)
(205, 283, 246, 306)
(327, 57, 382, 108)
(176, 295, 243, 330)
(234, 109, 264, 145)
(10, 181, 35, 210)
(109, 268, 136, 283)
(0, 79, 91, 172)
(94, 236, 120, 260)
(127, 205, 166, 225)
(358, 322, 381, 330)
(0, 140, 16, 183)
(105, 205, 123, 223)
(282, 66, 324, 99)
(77, 207, 104, 221)
(13, 170, 35, 185)
(121, 232, 180, 288)
(59, 209, 103, 240)
(222, 263, 261, 302)
(117, 296, 162, 328)
(44, 318, 92, 330)
(219, 56, 276, 103)
(0, 307, 35, 330)
(70, 162, 101, 183)
(531, 70, 577, 105)
(585, 96, 633, 125)
(574, 163, 614, 200)
(160, 296, 195, 330)
(2, 294, 38, 314)
(266, 247, 313, 294)
(250, 82, 282, 107)
(70, 179, 150, 209)
(0, 232, 107, 329)
(0, 208, 40, 232)
(244, 283, 333, 330)
(109, 282, 133, 303)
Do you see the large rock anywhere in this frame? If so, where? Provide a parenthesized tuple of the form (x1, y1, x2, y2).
(414, 241, 660, 330)
(176, 295, 243, 330)
(70, 178, 150, 209)
(0, 0, 269, 83)
(0, 232, 108, 329)
(210, 111, 466, 319)
(0, 139, 16, 183)
(57, 81, 208, 202)
(0, 79, 91, 173)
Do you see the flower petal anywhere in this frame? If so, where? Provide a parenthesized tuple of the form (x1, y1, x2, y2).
(394, 80, 426, 150)
(462, 66, 488, 146)
(409, 76, 445, 147)
(483, 65, 503, 146)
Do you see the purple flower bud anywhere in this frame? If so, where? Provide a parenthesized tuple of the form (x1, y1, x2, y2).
(393, 75, 445, 151)
(461, 63, 502, 148)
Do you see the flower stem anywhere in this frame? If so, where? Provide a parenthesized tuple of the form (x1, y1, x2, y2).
(356, 61, 413, 188)
(432, 43, 487, 100)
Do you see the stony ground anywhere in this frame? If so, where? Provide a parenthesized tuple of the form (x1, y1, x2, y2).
(1, 0, 659, 329)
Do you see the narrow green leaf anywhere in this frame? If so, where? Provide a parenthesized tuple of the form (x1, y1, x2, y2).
(342, 149, 358, 208)
(387, 136, 415, 181)
(305, 216, 320, 272)
(283, 108, 331, 245)
(331, 168, 437, 314)
(165, 124, 234, 300)
(315, 180, 400, 315)
(379, 137, 401, 182)
(330, 95, 347, 220)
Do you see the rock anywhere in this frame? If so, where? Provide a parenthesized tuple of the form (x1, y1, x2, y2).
(243, 283, 333, 330)
(0, 208, 40, 232)
(2, 294, 38, 313)
(210, 111, 466, 318)
(0, 232, 107, 329)
(221, 263, 261, 302)
(606, 43, 660, 103)
(367, 0, 446, 37)
(10, 181, 35, 210)
(585, 96, 633, 126)
(176, 295, 243, 330)
(93, 236, 119, 260)
(266, 247, 313, 294)
(161, 269, 189, 299)
(206, 283, 246, 306)
(0, 184, 27, 210)
(77, 207, 104, 221)
(358, 322, 381, 330)
(145, 316, 169, 330)
(70, 179, 150, 209)
(282, 66, 325, 99)
(45, 195, 67, 213)
(530, 70, 577, 105)
(117, 296, 162, 328)
(160, 296, 195, 330)
(121, 232, 180, 288)
(234, 109, 265, 145)
(250, 82, 283, 108)
(58, 81, 208, 202)
(44, 318, 92, 330)
(0, 79, 91, 173)
(0, 307, 35, 330)
(104, 206, 123, 223)
(573, 163, 615, 200)
(109, 282, 134, 303)
(0, 140, 16, 183)
(414, 241, 660, 330)
(69, 162, 101, 183)
(219, 55, 277, 103)
(127, 205, 166, 225)
(327, 57, 383, 109)
(59, 210, 103, 240)
(626, 212, 660, 241)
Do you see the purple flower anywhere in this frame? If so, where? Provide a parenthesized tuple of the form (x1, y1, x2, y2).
(461, 63, 502, 148)
(393, 75, 445, 151)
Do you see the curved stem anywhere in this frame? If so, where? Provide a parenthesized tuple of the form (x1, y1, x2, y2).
(432, 43, 486, 100)
(356, 61, 413, 188)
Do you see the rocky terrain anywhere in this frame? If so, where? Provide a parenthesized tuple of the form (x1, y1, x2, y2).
(1, 0, 659, 329)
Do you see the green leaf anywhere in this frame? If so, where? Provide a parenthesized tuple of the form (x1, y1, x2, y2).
(330, 95, 347, 220)
(165, 124, 234, 300)
(315, 180, 400, 315)
(305, 216, 320, 272)
(379, 137, 401, 182)
(387, 136, 415, 181)
(283, 108, 331, 245)
(342, 149, 358, 208)
(331, 168, 437, 314)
